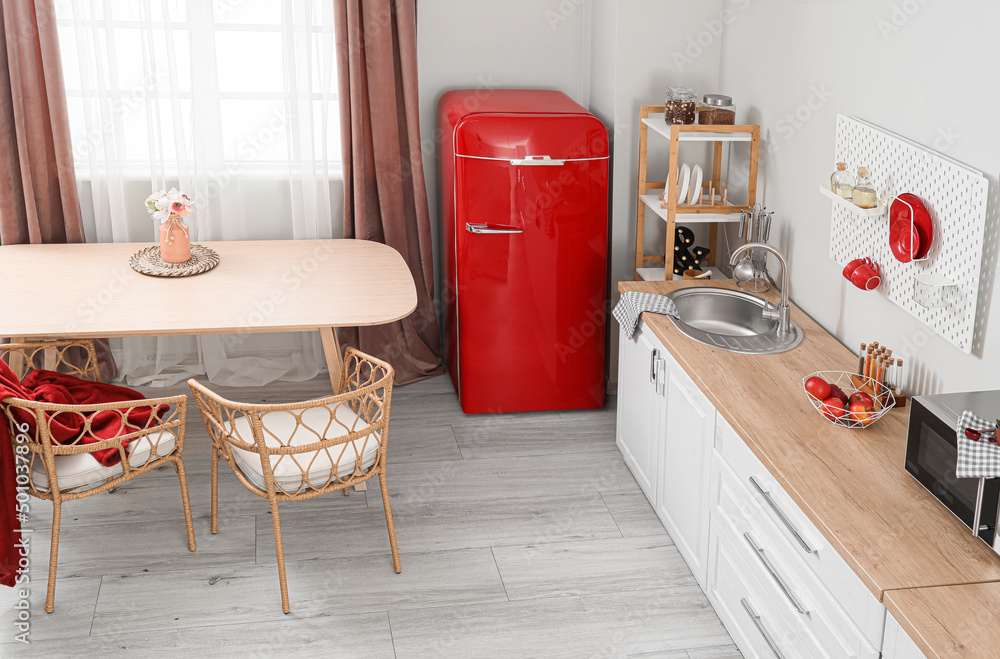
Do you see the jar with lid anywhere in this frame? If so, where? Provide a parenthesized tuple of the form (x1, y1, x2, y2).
(853, 167, 877, 209)
(698, 94, 736, 125)
(830, 162, 855, 199)
(664, 87, 697, 125)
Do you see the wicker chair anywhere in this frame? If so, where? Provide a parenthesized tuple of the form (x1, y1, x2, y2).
(0, 339, 196, 613)
(187, 346, 400, 613)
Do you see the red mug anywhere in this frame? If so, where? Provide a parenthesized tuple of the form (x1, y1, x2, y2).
(842, 258, 866, 280)
(851, 261, 881, 291)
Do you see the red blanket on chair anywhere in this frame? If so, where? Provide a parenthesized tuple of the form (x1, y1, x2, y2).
(0, 360, 167, 587)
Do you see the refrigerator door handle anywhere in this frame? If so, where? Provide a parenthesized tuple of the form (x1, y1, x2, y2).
(509, 155, 565, 166)
(466, 223, 523, 235)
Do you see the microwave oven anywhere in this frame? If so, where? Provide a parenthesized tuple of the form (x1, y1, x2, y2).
(906, 389, 1000, 548)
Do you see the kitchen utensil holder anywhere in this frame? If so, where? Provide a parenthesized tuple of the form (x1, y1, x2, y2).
(826, 115, 988, 354)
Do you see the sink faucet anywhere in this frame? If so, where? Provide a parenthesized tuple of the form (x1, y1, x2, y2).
(729, 243, 792, 336)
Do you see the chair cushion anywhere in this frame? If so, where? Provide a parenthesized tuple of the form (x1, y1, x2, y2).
(30, 427, 177, 491)
(226, 403, 380, 493)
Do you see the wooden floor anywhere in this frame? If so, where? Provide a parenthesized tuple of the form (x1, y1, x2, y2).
(1, 374, 739, 658)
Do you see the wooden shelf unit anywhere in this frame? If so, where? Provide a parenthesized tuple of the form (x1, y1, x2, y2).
(633, 106, 760, 280)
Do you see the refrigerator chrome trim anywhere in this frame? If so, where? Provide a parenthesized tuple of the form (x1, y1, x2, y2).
(455, 153, 608, 163)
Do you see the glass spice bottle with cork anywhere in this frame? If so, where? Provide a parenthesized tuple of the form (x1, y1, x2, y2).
(853, 166, 877, 209)
(830, 162, 855, 199)
(664, 87, 697, 124)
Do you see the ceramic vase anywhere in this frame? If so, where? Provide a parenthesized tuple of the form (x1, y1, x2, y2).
(159, 219, 191, 263)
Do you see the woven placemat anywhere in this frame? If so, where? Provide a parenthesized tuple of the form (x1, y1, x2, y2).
(129, 244, 220, 277)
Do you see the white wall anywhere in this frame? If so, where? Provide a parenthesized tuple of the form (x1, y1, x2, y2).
(416, 0, 591, 309)
(719, 0, 1000, 394)
(601, 0, 725, 384)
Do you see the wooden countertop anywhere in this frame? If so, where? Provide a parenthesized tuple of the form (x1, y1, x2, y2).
(884, 583, 1000, 658)
(619, 279, 1000, 602)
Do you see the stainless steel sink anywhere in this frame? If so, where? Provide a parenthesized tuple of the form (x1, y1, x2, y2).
(667, 287, 803, 354)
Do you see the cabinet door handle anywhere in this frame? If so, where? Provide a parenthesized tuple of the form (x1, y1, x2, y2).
(655, 358, 665, 396)
(650, 348, 658, 383)
(743, 532, 809, 614)
(741, 598, 786, 659)
(749, 476, 816, 554)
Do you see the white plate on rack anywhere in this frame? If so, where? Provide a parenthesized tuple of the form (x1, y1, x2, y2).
(689, 164, 703, 206)
(677, 163, 690, 205)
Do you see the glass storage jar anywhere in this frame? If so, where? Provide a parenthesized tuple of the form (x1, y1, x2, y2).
(698, 94, 736, 125)
(664, 87, 697, 124)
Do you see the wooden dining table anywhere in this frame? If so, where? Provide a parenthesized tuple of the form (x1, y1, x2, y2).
(0, 238, 418, 392)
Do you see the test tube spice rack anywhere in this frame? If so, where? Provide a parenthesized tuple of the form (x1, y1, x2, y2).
(852, 341, 907, 409)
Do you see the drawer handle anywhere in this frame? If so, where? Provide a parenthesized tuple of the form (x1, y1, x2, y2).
(744, 532, 809, 614)
(749, 476, 816, 554)
(741, 598, 786, 659)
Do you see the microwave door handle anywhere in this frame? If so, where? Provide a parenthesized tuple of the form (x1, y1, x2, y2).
(974, 477, 986, 537)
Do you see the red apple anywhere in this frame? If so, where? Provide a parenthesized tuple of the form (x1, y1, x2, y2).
(820, 397, 846, 421)
(849, 400, 876, 425)
(828, 384, 850, 406)
(805, 376, 831, 401)
(848, 391, 874, 410)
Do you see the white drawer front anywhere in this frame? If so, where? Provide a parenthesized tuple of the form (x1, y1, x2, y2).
(709, 511, 830, 658)
(715, 457, 880, 658)
(715, 415, 885, 647)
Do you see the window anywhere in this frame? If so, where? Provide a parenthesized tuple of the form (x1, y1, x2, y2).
(55, 0, 340, 177)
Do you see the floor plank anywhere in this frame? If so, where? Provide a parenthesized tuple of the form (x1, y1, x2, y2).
(23, 515, 254, 580)
(453, 414, 620, 460)
(91, 547, 505, 635)
(601, 491, 669, 538)
(257, 492, 623, 562)
(492, 535, 687, 601)
(388, 587, 733, 658)
(686, 645, 744, 658)
(0, 611, 396, 658)
(0, 575, 101, 643)
(377, 452, 641, 508)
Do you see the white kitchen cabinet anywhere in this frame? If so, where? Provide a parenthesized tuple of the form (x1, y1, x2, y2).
(615, 323, 665, 502)
(881, 612, 927, 659)
(616, 321, 716, 590)
(656, 349, 715, 589)
(615, 323, 900, 659)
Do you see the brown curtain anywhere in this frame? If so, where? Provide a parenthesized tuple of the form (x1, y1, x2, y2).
(0, 0, 116, 380)
(334, 0, 443, 385)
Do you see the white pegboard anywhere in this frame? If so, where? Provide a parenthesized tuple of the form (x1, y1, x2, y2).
(828, 115, 989, 354)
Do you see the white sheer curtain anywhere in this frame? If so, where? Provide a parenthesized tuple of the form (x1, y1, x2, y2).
(55, 0, 341, 387)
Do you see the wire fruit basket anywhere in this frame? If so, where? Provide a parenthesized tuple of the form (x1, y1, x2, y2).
(801, 370, 895, 429)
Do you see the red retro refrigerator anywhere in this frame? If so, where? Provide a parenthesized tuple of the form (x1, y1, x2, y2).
(438, 90, 609, 413)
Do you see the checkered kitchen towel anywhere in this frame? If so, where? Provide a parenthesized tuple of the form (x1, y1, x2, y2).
(956, 410, 1000, 478)
(613, 292, 680, 338)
